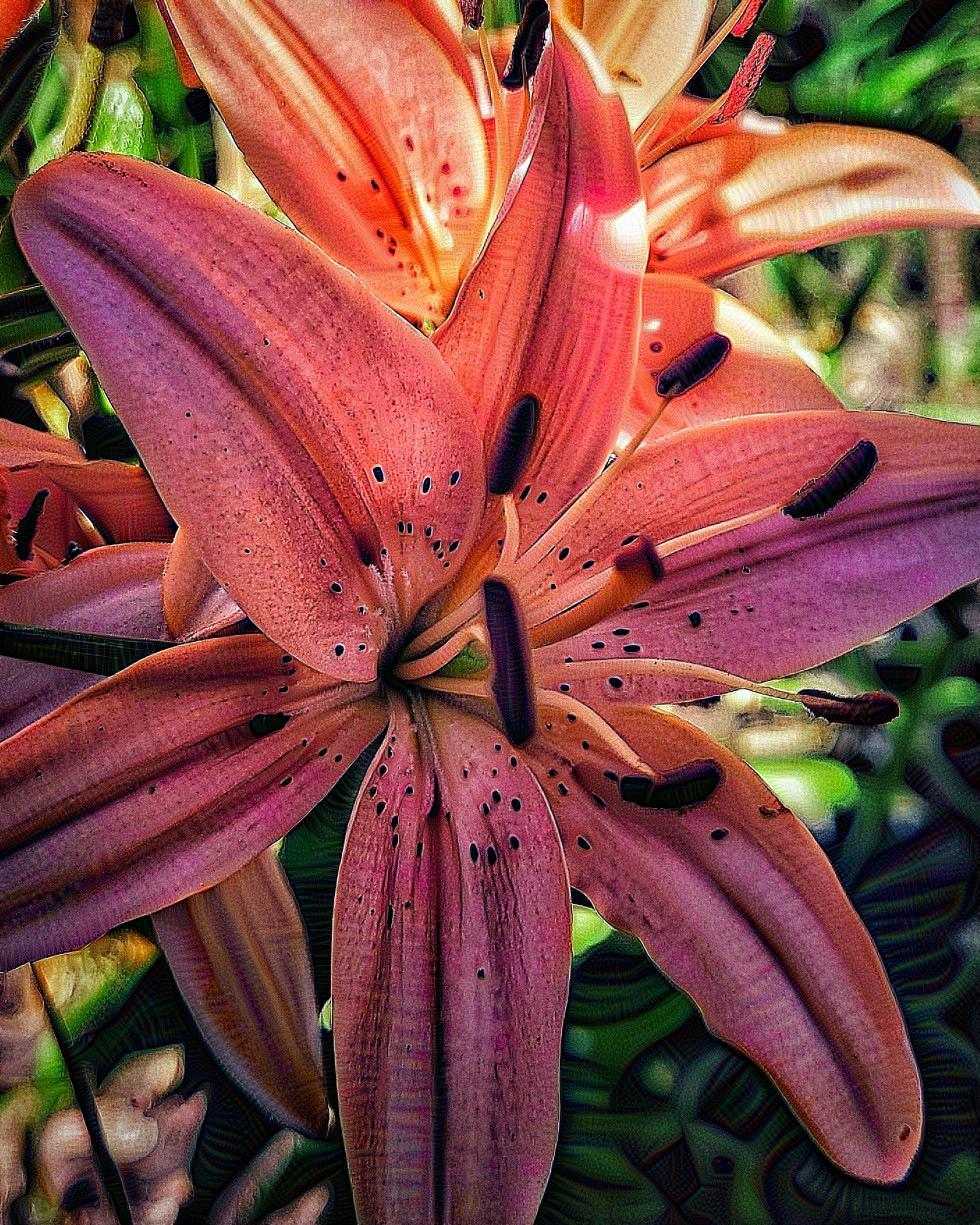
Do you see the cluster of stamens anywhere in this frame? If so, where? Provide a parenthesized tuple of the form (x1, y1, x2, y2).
(394, 331, 897, 766)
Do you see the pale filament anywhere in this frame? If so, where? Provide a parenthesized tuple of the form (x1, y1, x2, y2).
(478, 25, 513, 234)
(640, 93, 730, 171)
(658, 502, 780, 557)
(546, 658, 815, 709)
(415, 675, 657, 776)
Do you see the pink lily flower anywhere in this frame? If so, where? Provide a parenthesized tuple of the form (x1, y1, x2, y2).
(3, 18, 980, 1225)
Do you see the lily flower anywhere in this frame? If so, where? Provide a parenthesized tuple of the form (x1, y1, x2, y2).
(152, 0, 980, 419)
(4, 22, 980, 1225)
(0, 419, 172, 578)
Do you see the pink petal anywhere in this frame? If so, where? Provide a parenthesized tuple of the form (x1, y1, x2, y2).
(14, 155, 484, 676)
(435, 24, 647, 541)
(153, 849, 329, 1136)
(0, 543, 170, 739)
(627, 272, 840, 437)
(164, 0, 491, 323)
(531, 411, 980, 703)
(0, 634, 386, 969)
(332, 695, 570, 1223)
(162, 530, 244, 642)
(528, 700, 922, 1183)
(646, 122, 980, 280)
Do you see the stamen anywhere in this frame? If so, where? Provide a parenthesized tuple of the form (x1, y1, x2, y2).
(400, 590, 482, 661)
(656, 333, 732, 397)
(501, 0, 550, 91)
(536, 688, 649, 771)
(732, 0, 767, 38)
(797, 688, 899, 726)
(619, 761, 722, 808)
(487, 394, 540, 496)
(530, 537, 663, 648)
(783, 440, 879, 520)
(483, 578, 535, 745)
(13, 488, 49, 561)
(0, 619, 176, 675)
(639, 34, 776, 169)
(710, 33, 776, 125)
(461, 0, 484, 29)
(544, 658, 900, 727)
(633, 0, 768, 157)
(498, 493, 523, 572)
(513, 331, 729, 578)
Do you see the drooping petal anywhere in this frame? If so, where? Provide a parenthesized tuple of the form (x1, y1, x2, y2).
(627, 272, 840, 437)
(530, 411, 980, 704)
(0, 542, 170, 739)
(527, 701, 922, 1184)
(14, 155, 485, 675)
(0, 633, 386, 970)
(161, 529, 244, 642)
(153, 849, 329, 1136)
(645, 121, 980, 279)
(435, 23, 646, 541)
(332, 696, 570, 1223)
(555, 0, 711, 127)
(163, 0, 491, 323)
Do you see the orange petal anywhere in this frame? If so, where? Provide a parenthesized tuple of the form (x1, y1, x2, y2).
(164, 0, 491, 323)
(0, 634, 385, 969)
(0, 0, 41, 48)
(14, 154, 484, 676)
(154, 849, 330, 1136)
(627, 272, 840, 436)
(646, 122, 980, 279)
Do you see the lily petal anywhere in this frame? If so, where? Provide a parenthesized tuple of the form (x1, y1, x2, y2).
(332, 696, 570, 1223)
(531, 411, 980, 704)
(645, 122, 980, 279)
(555, 1, 711, 127)
(528, 701, 922, 1183)
(0, 633, 386, 969)
(0, 542, 170, 739)
(627, 272, 840, 438)
(14, 154, 484, 676)
(162, 530, 244, 642)
(153, 849, 329, 1136)
(164, 0, 491, 323)
(435, 24, 646, 541)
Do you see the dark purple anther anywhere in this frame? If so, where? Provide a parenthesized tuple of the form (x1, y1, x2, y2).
(483, 578, 535, 745)
(783, 440, 878, 520)
(501, 0, 550, 91)
(656, 333, 731, 398)
(487, 394, 540, 496)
